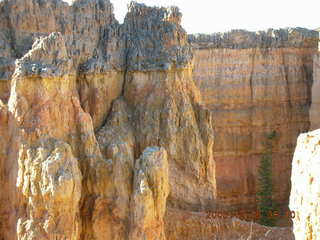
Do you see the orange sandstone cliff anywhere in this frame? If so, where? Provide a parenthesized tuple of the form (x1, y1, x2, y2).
(289, 47, 320, 240)
(310, 52, 320, 130)
(0, 0, 318, 239)
(189, 30, 319, 210)
(0, 1, 214, 239)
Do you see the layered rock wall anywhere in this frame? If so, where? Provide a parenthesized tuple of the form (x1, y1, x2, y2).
(189, 29, 319, 209)
(310, 53, 320, 130)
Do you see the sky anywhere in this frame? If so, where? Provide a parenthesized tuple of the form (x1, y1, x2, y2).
(111, 0, 320, 34)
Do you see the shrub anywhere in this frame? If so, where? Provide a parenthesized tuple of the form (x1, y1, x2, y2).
(257, 130, 277, 226)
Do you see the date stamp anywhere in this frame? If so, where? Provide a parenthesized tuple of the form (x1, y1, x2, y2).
(206, 210, 295, 221)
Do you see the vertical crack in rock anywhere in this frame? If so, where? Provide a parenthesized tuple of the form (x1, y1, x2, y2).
(281, 49, 292, 107)
(95, 98, 135, 240)
(121, 36, 130, 98)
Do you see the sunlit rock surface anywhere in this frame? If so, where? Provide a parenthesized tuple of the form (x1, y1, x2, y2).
(0, 0, 319, 239)
(189, 29, 318, 210)
(289, 129, 320, 240)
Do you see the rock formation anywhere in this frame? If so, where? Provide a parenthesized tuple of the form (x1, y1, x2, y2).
(289, 129, 320, 240)
(121, 3, 215, 211)
(0, 0, 319, 239)
(189, 29, 319, 210)
(0, 1, 213, 239)
(5, 31, 109, 240)
(129, 147, 169, 240)
(310, 52, 320, 130)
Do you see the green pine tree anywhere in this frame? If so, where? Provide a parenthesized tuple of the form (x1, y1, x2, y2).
(257, 130, 277, 226)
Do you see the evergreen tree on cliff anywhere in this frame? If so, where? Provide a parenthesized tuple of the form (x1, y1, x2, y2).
(257, 130, 277, 226)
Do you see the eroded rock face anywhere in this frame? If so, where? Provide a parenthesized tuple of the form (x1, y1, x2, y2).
(189, 29, 318, 210)
(129, 147, 169, 240)
(12, 34, 83, 239)
(310, 53, 320, 130)
(0, 0, 318, 239)
(0, 100, 9, 238)
(3, 32, 111, 240)
(0, 1, 214, 239)
(0, 0, 124, 129)
(16, 140, 82, 240)
(94, 98, 135, 240)
(289, 129, 320, 240)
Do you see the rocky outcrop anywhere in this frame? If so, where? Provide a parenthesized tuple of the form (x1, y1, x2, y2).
(189, 28, 319, 210)
(0, 0, 319, 239)
(0, 0, 124, 128)
(0, 1, 214, 239)
(94, 98, 135, 240)
(289, 129, 320, 240)
(310, 53, 320, 130)
(129, 147, 169, 240)
(4, 32, 111, 240)
(121, 2, 215, 211)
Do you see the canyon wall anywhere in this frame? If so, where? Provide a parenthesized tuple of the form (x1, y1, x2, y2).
(189, 30, 319, 210)
(289, 129, 320, 240)
(0, 0, 317, 239)
(310, 53, 320, 130)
